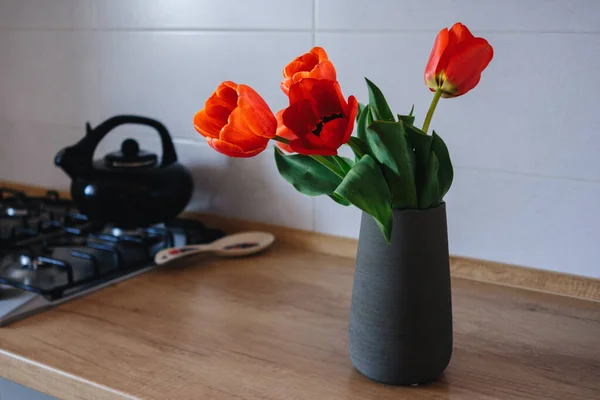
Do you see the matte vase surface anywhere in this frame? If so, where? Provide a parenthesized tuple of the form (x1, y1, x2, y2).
(348, 203, 453, 385)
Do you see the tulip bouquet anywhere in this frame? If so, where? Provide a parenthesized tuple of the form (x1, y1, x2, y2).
(194, 23, 493, 242)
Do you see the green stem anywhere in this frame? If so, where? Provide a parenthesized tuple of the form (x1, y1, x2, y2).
(272, 135, 289, 144)
(422, 88, 443, 134)
(311, 155, 345, 179)
(346, 139, 364, 158)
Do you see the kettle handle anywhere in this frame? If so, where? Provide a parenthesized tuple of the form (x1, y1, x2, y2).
(77, 115, 178, 168)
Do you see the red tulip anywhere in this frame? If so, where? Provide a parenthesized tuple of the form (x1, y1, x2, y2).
(281, 79, 358, 156)
(281, 47, 337, 96)
(194, 81, 276, 158)
(424, 22, 493, 98)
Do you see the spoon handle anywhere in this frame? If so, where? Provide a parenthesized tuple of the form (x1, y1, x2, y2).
(154, 244, 212, 265)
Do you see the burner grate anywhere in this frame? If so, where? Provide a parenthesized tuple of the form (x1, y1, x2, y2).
(0, 187, 224, 300)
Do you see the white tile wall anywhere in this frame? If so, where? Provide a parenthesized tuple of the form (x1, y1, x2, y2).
(94, 0, 313, 30)
(96, 31, 312, 140)
(0, 0, 599, 278)
(0, 0, 94, 30)
(316, 0, 600, 33)
(0, 31, 100, 127)
(0, 119, 81, 189)
(446, 168, 600, 278)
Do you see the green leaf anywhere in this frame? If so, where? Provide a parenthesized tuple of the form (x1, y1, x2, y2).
(398, 113, 415, 127)
(329, 193, 351, 206)
(417, 151, 440, 209)
(333, 155, 354, 174)
(334, 155, 393, 242)
(365, 78, 395, 122)
(347, 136, 371, 160)
(405, 124, 432, 167)
(274, 147, 342, 196)
(408, 104, 414, 117)
(358, 102, 366, 118)
(366, 120, 417, 209)
(431, 130, 453, 198)
(356, 104, 374, 143)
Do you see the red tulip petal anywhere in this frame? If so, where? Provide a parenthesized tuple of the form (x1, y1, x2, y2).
(290, 70, 311, 85)
(194, 81, 239, 139)
(319, 118, 347, 149)
(443, 38, 493, 95)
(310, 80, 345, 117)
(281, 47, 336, 94)
(193, 109, 222, 139)
(342, 95, 359, 143)
(220, 106, 271, 151)
(204, 95, 235, 126)
(308, 59, 337, 82)
(237, 84, 277, 139)
(215, 81, 238, 108)
(283, 52, 319, 79)
(305, 130, 330, 148)
(310, 46, 329, 62)
(207, 137, 266, 158)
(275, 109, 297, 153)
(288, 78, 319, 104)
(280, 79, 292, 95)
(282, 99, 319, 136)
(424, 28, 450, 88)
(449, 23, 475, 45)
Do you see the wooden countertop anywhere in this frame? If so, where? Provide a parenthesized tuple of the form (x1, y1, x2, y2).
(0, 244, 599, 400)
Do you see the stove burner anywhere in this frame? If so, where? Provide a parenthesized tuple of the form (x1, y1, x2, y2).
(0, 187, 224, 301)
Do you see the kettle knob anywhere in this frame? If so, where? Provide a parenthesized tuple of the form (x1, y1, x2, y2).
(121, 138, 140, 157)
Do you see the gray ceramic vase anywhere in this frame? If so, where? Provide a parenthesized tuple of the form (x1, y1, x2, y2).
(348, 202, 453, 385)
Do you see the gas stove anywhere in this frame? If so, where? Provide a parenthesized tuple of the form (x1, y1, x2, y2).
(0, 187, 224, 326)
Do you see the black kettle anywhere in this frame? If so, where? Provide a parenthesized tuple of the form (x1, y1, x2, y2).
(55, 115, 194, 228)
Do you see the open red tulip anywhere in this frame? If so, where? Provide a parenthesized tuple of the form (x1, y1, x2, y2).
(194, 81, 277, 158)
(425, 22, 493, 98)
(281, 47, 337, 96)
(281, 79, 358, 156)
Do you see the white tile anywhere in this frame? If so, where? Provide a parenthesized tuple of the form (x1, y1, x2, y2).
(445, 167, 600, 278)
(0, 0, 94, 29)
(313, 196, 362, 238)
(0, 31, 100, 127)
(0, 119, 79, 190)
(94, 0, 313, 30)
(175, 140, 314, 230)
(316, 0, 600, 33)
(317, 32, 600, 182)
(97, 31, 312, 142)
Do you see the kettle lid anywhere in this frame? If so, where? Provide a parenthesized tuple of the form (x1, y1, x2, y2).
(104, 138, 158, 168)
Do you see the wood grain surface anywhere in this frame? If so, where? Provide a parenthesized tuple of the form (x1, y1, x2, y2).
(1, 244, 599, 399)
(194, 212, 600, 302)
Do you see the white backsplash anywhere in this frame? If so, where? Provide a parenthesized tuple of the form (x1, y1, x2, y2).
(0, 0, 599, 278)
